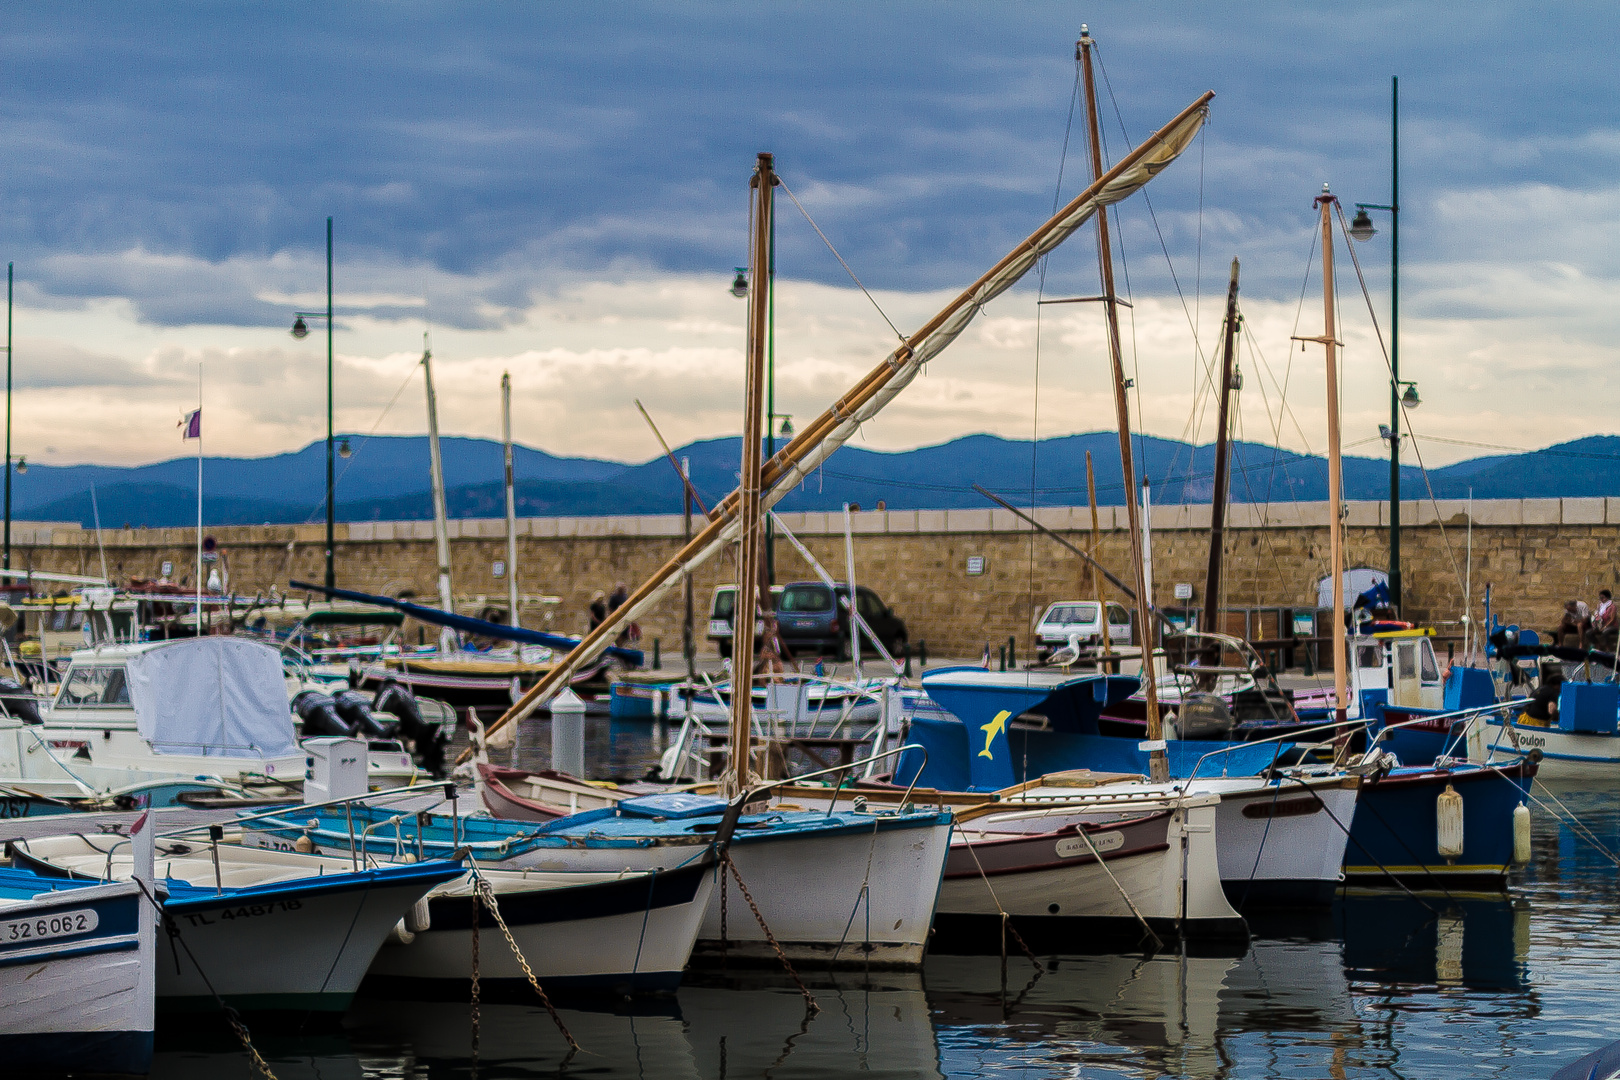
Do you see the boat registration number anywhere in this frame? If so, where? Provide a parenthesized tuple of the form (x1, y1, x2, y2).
(1055, 831, 1124, 859)
(2, 908, 98, 943)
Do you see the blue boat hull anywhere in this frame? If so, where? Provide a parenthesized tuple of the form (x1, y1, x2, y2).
(1345, 762, 1533, 883)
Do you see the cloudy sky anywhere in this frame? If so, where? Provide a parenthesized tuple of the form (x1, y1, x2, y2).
(2, 2, 1615, 470)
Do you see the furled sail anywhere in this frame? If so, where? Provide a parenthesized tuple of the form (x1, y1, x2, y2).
(470, 91, 1212, 752)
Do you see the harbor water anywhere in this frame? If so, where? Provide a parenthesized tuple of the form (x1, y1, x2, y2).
(142, 717, 1620, 1078)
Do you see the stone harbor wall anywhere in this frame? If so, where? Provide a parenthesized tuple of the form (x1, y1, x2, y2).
(8, 496, 1620, 660)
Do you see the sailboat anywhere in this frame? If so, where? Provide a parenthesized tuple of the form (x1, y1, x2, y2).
(350, 355, 624, 708)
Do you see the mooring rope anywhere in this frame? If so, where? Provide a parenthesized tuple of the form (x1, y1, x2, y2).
(954, 822, 1060, 968)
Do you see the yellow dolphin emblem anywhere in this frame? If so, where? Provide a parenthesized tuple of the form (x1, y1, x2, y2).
(978, 710, 1011, 759)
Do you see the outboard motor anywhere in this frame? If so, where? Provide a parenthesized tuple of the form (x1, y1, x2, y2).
(291, 690, 352, 738)
(332, 689, 397, 739)
(1177, 692, 1235, 739)
(373, 679, 449, 777)
(0, 677, 42, 725)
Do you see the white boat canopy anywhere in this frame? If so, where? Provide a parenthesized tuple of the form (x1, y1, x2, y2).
(126, 637, 298, 758)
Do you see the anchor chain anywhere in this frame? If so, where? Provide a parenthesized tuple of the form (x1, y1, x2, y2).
(473, 875, 583, 1052)
(723, 852, 818, 1013)
(470, 888, 481, 1071)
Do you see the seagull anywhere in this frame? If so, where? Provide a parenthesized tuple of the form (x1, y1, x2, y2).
(1046, 632, 1085, 669)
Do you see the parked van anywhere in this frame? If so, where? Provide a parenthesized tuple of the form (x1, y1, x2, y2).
(774, 581, 908, 660)
(1033, 600, 1132, 662)
(706, 583, 783, 659)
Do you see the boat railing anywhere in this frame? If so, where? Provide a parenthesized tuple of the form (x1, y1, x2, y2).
(1180, 715, 1376, 781)
(730, 742, 928, 820)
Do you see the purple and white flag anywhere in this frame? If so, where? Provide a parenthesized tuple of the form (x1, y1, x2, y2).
(180, 409, 201, 439)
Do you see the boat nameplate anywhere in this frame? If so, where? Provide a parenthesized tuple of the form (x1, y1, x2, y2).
(1055, 831, 1123, 858)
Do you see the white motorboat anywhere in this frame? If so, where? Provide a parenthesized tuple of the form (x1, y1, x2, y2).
(0, 637, 421, 795)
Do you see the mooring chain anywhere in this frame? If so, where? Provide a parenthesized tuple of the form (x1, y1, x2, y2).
(132, 878, 279, 1080)
(473, 876, 583, 1053)
(470, 887, 481, 1072)
(722, 852, 819, 1013)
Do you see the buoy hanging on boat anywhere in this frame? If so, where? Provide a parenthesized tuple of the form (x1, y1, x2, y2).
(1437, 783, 1465, 862)
(1513, 802, 1532, 865)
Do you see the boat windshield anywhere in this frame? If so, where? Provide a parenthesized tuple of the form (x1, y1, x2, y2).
(55, 664, 132, 709)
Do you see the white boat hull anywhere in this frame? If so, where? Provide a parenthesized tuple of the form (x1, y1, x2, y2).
(368, 866, 713, 994)
(1471, 717, 1620, 779)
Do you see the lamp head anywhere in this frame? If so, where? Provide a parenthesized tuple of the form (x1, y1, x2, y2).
(1378, 423, 1393, 441)
(1349, 208, 1377, 242)
(729, 269, 748, 299)
(290, 316, 309, 339)
(338, 438, 353, 459)
(1401, 383, 1421, 409)
(13, 456, 24, 475)
(779, 415, 794, 438)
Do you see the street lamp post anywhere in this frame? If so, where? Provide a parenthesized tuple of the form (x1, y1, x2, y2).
(1349, 76, 1405, 613)
(291, 217, 337, 590)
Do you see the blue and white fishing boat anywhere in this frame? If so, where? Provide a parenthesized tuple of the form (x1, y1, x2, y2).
(0, 813, 158, 1076)
(12, 831, 464, 1014)
(242, 788, 953, 969)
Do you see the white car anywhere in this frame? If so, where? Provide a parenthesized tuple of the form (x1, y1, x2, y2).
(1033, 600, 1132, 663)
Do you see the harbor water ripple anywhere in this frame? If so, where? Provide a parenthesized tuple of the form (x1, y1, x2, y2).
(146, 733, 1620, 1079)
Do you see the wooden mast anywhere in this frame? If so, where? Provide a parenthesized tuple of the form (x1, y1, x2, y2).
(727, 151, 776, 797)
(1314, 187, 1348, 725)
(1200, 258, 1240, 636)
(501, 372, 520, 628)
(1079, 26, 1168, 782)
(1086, 450, 1112, 663)
(461, 90, 1213, 760)
(421, 336, 455, 652)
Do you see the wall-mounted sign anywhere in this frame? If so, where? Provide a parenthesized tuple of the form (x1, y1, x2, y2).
(160, 561, 173, 577)
(1173, 582, 1193, 600)
(493, 560, 507, 579)
(1292, 613, 1316, 636)
(965, 555, 986, 576)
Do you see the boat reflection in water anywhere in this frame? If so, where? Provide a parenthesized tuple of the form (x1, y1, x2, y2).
(141, 891, 1534, 1079)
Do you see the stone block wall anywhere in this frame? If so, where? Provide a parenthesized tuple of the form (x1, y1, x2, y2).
(8, 499, 1620, 659)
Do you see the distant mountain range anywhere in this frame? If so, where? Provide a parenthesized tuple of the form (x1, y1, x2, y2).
(16, 432, 1620, 529)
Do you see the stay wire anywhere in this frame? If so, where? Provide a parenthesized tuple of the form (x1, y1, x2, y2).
(776, 177, 904, 342)
(1332, 200, 1467, 607)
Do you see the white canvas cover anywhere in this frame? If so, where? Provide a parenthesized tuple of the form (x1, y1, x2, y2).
(126, 637, 298, 757)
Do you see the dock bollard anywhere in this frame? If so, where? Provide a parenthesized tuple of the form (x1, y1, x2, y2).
(652, 637, 661, 669)
(999, 644, 1007, 672)
(1008, 636, 1016, 670)
(919, 640, 928, 669)
(902, 641, 912, 678)
(550, 688, 587, 778)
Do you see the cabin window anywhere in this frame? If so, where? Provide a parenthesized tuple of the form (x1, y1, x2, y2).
(55, 664, 131, 709)
(1108, 604, 1131, 625)
(712, 590, 736, 619)
(1420, 639, 1440, 682)
(1396, 643, 1417, 680)
(1356, 645, 1382, 669)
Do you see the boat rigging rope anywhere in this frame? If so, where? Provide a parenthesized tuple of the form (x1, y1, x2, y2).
(1332, 199, 1468, 607)
(721, 851, 819, 1013)
(467, 870, 582, 1053)
(774, 177, 903, 343)
(954, 823, 1044, 969)
(131, 878, 280, 1080)
(829, 815, 881, 966)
